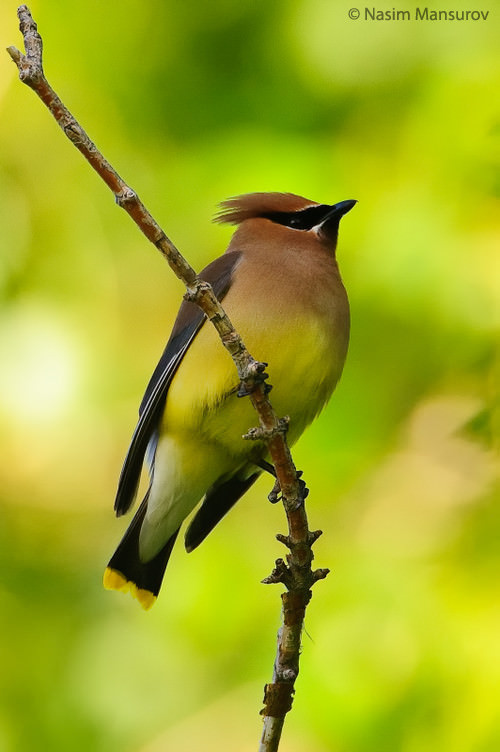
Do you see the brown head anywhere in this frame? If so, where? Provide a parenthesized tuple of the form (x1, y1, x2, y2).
(215, 192, 356, 251)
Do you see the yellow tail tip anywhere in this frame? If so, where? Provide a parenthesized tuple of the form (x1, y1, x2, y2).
(103, 567, 157, 611)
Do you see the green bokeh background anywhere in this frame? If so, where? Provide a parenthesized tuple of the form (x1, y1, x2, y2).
(0, 1, 498, 750)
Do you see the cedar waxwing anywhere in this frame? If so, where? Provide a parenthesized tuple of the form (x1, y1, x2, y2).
(104, 192, 355, 609)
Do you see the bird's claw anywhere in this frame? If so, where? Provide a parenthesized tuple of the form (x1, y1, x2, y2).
(237, 360, 270, 397)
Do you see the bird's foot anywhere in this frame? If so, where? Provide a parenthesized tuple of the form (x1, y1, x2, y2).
(237, 359, 271, 397)
(265, 469, 309, 506)
(268, 478, 281, 504)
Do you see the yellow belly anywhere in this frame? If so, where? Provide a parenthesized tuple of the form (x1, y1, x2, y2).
(162, 296, 347, 458)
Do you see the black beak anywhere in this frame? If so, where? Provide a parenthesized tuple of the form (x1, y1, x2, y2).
(317, 199, 357, 241)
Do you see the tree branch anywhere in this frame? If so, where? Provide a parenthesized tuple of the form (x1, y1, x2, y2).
(7, 7, 329, 750)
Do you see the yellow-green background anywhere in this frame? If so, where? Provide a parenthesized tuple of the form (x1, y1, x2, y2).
(0, 1, 498, 750)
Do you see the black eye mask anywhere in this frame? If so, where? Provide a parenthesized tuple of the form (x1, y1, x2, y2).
(263, 204, 332, 230)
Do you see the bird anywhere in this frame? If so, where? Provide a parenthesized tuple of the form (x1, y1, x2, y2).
(103, 192, 355, 609)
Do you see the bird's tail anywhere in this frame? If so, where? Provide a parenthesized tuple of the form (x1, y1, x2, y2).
(103, 495, 179, 610)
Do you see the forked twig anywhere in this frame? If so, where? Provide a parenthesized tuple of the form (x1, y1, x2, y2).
(7, 7, 329, 750)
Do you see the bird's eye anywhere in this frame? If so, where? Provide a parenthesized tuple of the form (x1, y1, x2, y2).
(263, 205, 332, 231)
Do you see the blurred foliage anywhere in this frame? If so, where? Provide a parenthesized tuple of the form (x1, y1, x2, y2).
(0, 1, 499, 750)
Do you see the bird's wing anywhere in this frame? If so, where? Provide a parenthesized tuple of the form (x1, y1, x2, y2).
(184, 470, 261, 552)
(114, 251, 242, 517)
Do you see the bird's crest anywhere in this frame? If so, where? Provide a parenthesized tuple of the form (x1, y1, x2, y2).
(214, 192, 318, 225)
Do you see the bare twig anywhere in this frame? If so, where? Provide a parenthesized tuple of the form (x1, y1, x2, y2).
(7, 7, 329, 750)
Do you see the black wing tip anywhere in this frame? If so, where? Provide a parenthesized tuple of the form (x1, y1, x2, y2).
(184, 471, 261, 552)
(114, 493, 132, 517)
